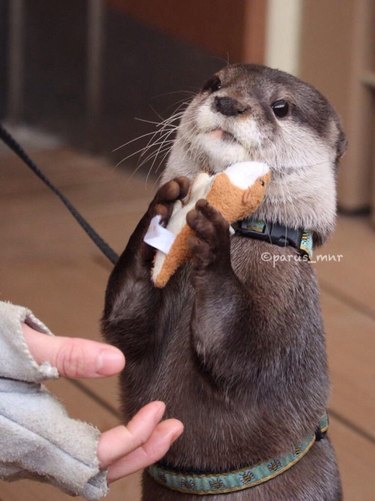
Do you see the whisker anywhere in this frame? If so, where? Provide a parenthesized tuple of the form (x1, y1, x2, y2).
(118, 94, 196, 182)
(163, 99, 192, 114)
(145, 128, 176, 178)
(139, 125, 176, 159)
(128, 144, 172, 182)
(148, 104, 165, 122)
(152, 170, 165, 190)
(115, 139, 172, 168)
(151, 89, 196, 99)
(137, 142, 174, 171)
(134, 117, 178, 127)
(145, 145, 173, 186)
(154, 144, 174, 175)
(112, 130, 164, 152)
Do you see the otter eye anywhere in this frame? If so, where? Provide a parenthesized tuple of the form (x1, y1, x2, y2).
(202, 75, 222, 93)
(272, 100, 289, 118)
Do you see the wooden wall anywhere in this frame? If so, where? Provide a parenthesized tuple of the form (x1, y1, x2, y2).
(106, 0, 266, 63)
(299, 0, 375, 213)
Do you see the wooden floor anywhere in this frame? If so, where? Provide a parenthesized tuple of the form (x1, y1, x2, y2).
(0, 146, 374, 500)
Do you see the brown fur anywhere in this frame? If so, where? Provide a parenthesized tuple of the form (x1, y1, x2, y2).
(102, 65, 345, 500)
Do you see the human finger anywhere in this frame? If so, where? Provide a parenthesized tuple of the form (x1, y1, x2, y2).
(22, 323, 125, 378)
(98, 401, 166, 468)
(107, 419, 184, 482)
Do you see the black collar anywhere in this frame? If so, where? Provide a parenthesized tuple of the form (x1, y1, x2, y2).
(233, 217, 313, 258)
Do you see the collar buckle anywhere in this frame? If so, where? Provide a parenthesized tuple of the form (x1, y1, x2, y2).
(234, 217, 313, 259)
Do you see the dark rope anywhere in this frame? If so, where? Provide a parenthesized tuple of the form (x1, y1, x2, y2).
(0, 122, 119, 265)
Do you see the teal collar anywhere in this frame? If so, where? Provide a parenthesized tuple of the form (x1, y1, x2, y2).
(147, 414, 328, 495)
(233, 217, 314, 259)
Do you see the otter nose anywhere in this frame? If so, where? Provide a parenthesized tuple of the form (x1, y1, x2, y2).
(214, 96, 248, 117)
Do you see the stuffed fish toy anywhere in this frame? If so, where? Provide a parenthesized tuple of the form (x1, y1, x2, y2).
(144, 161, 271, 288)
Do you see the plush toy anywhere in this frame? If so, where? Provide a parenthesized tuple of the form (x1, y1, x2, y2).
(144, 161, 271, 288)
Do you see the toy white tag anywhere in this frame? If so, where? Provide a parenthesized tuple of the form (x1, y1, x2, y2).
(144, 215, 176, 254)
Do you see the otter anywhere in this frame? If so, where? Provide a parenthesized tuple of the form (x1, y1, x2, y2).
(102, 64, 346, 500)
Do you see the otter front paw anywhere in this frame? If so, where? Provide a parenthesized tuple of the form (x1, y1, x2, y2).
(186, 199, 231, 272)
(151, 177, 191, 223)
(140, 177, 190, 262)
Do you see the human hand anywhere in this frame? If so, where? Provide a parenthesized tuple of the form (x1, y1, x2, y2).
(98, 401, 182, 482)
(22, 324, 184, 482)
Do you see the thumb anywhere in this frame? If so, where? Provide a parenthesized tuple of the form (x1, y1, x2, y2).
(22, 323, 125, 378)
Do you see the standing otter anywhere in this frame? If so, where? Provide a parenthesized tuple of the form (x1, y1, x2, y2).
(102, 64, 346, 500)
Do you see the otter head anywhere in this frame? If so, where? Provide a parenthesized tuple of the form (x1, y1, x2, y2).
(162, 64, 346, 245)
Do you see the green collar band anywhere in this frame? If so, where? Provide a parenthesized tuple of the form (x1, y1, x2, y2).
(234, 217, 314, 259)
(147, 414, 328, 496)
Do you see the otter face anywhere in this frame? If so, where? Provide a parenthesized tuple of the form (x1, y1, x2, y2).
(163, 65, 346, 243)
(169, 64, 345, 175)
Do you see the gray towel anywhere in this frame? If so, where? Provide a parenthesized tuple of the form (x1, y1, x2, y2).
(0, 301, 108, 499)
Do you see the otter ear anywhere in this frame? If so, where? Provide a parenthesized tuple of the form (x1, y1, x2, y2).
(335, 125, 347, 164)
